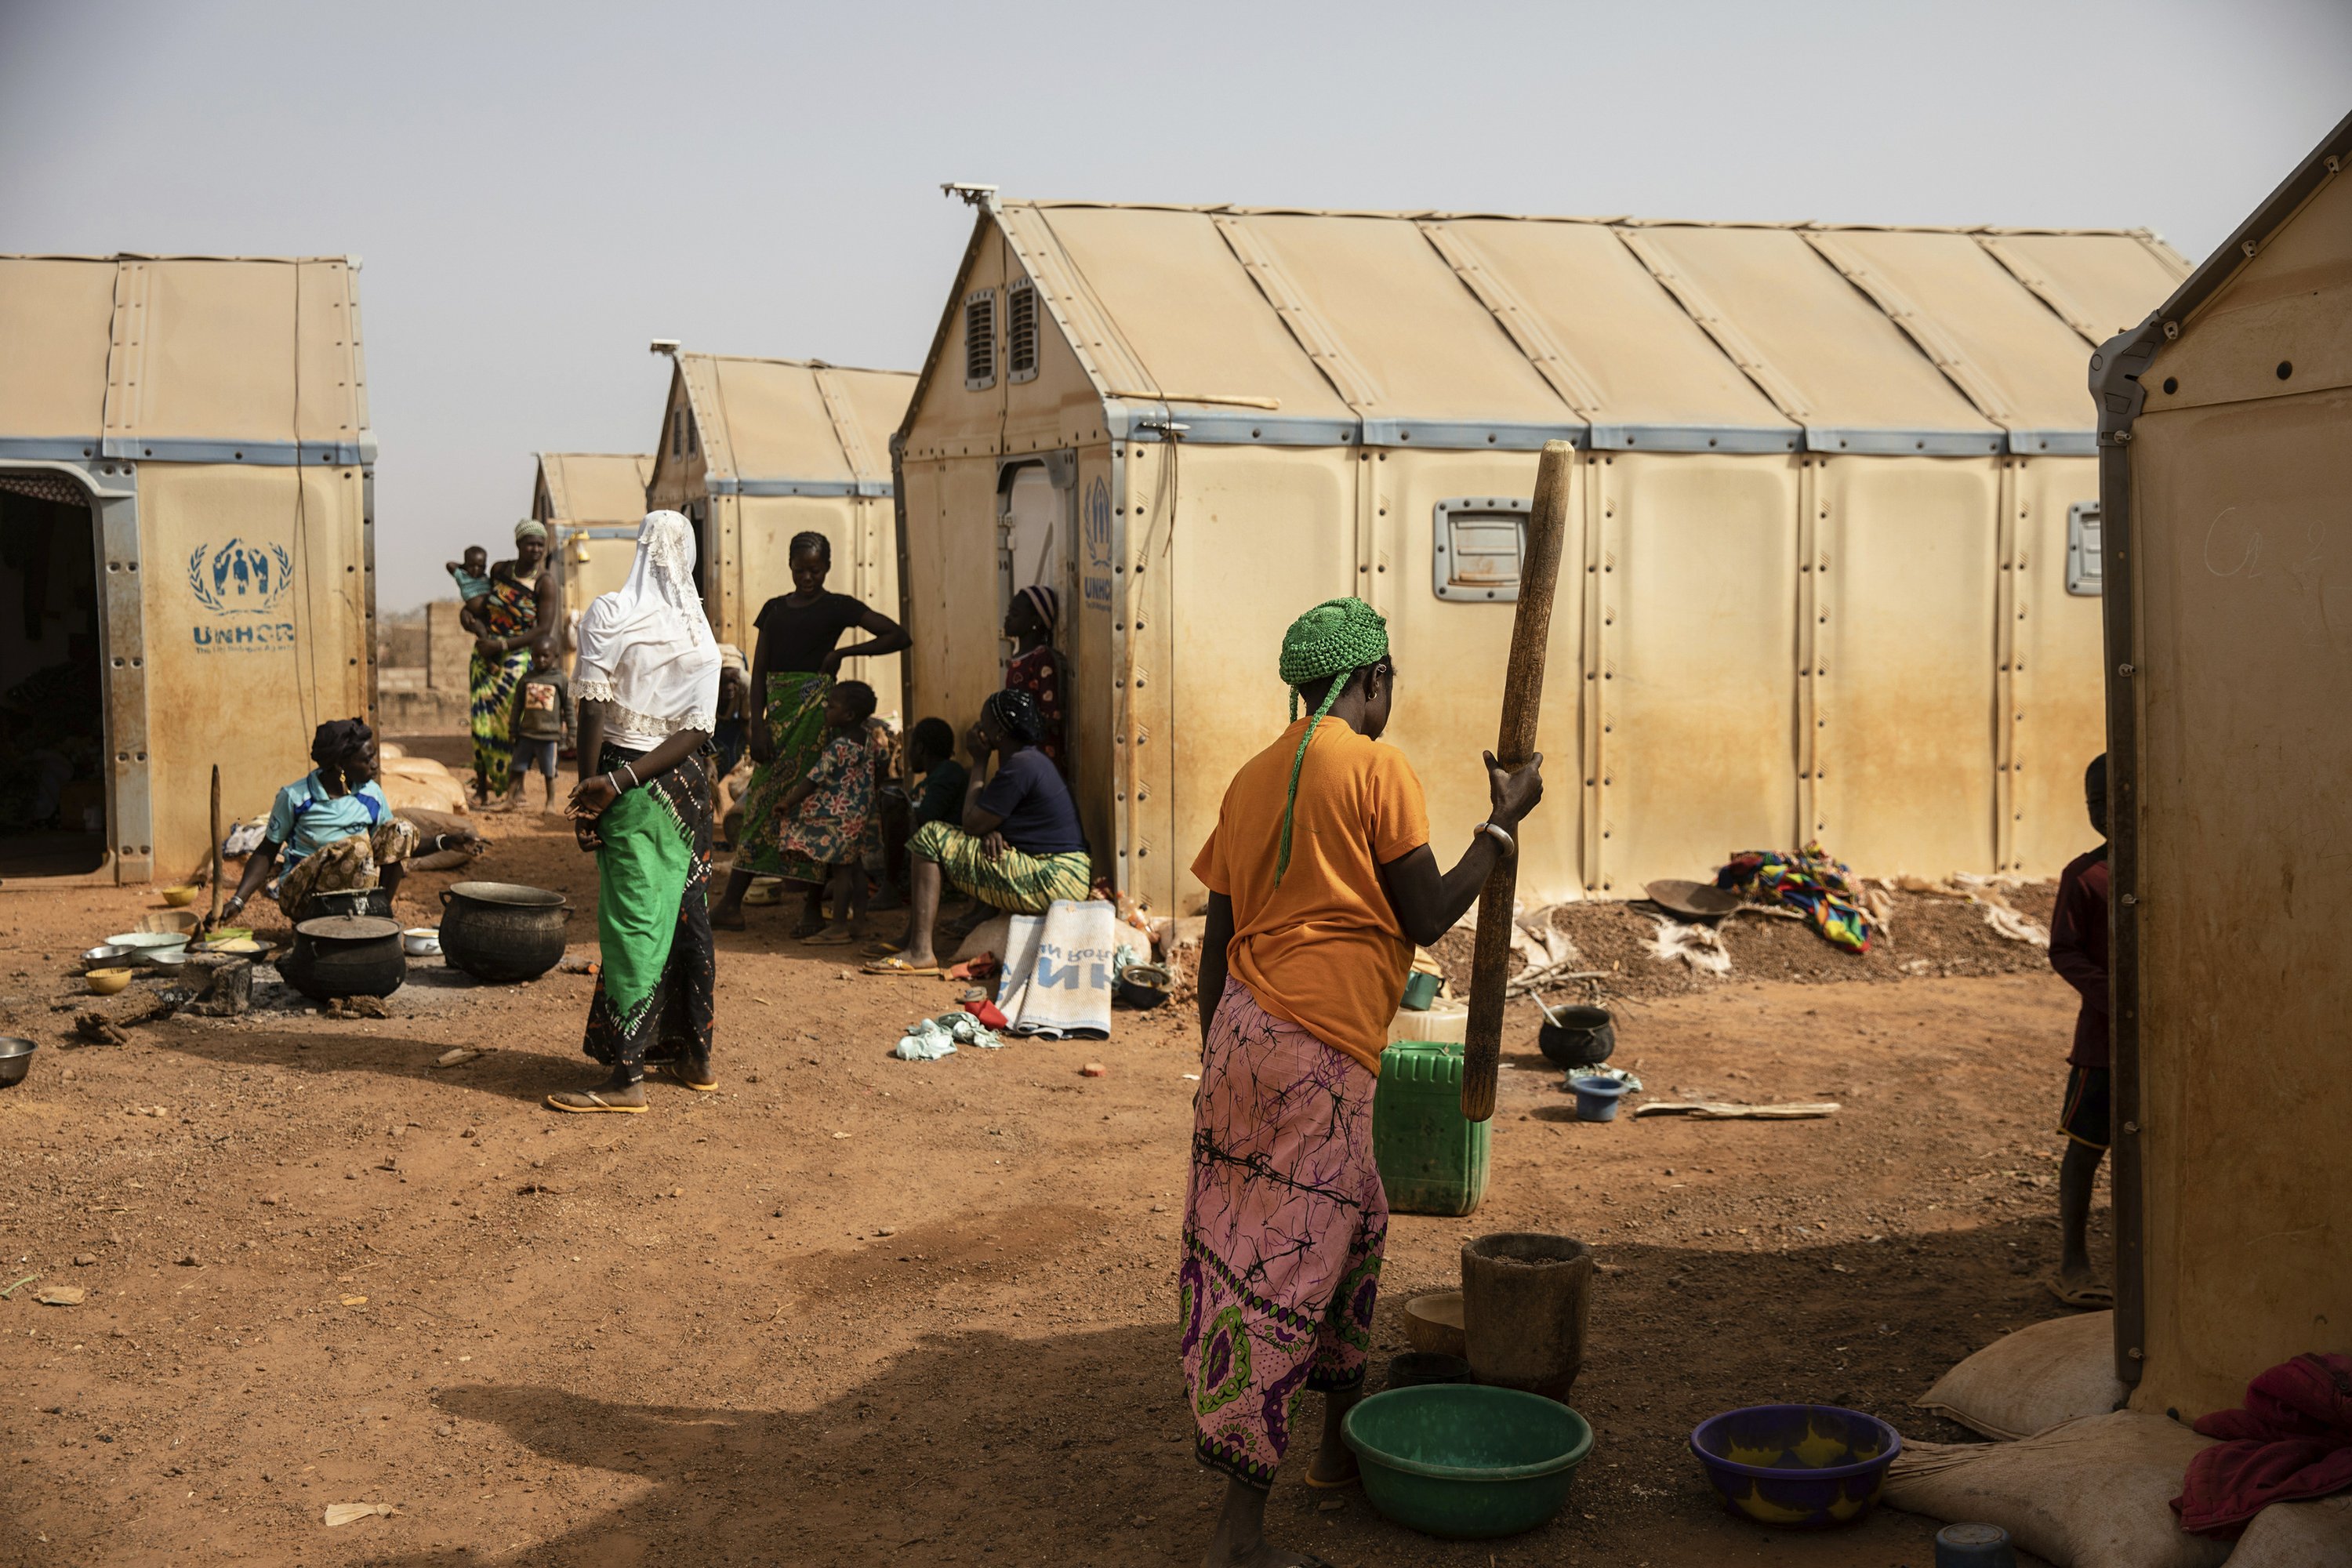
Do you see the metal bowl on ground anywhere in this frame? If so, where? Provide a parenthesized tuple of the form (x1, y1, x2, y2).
(1114, 963, 1171, 1010)
(1403, 1289, 1467, 1359)
(278, 916, 406, 1002)
(106, 931, 189, 955)
(1644, 878, 1744, 921)
(1343, 1384, 1594, 1539)
(438, 882, 570, 983)
(82, 943, 136, 971)
(1689, 1403, 1900, 1528)
(86, 967, 135, 996)
(0, 1036, 35, 1089)
(1537, 1005, 1614, 1068)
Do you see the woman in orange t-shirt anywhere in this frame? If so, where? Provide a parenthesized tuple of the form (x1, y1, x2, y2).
(1181, 597, 1543, 1567)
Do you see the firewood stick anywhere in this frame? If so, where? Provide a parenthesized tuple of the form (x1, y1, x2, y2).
(204, 764, 223, 936)
(1461, 440, 1571, 1123)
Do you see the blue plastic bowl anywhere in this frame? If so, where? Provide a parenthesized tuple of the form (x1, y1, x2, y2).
(1570, 1075, 1627, 1121)
(1688, 1403, 1900, 1528)
(1344, 1383, 1594, 1540)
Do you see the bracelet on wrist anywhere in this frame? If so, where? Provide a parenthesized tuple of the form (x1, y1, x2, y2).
(1473, 819, 1517, 856)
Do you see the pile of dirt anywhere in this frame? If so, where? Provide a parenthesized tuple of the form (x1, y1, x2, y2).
(1431, 885, 2062, 1007)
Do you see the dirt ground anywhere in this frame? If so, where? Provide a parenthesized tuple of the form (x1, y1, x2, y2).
(1, 765, 2109, 1568)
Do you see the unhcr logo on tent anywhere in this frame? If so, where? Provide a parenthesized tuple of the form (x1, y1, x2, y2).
(188, 538, 297, 652)
(1082, 477, 1113, 614)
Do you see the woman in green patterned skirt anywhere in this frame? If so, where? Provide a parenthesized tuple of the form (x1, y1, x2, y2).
(710, 530, 908, 933)
(466, 520, 552, 803)
(550, 511, 722, 1114)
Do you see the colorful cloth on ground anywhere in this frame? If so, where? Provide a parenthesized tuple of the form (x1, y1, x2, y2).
(2174, 1352, 2352, 1537)
(274, 816, 418, 916)
(1005, 646, 1066, 774)
(909, 820, 1090, 914)
(730, 670, 832, 877)
(1180, 979, 1385, 1487)
(578, 741, 715, 1073)
(1715, 840, 1874, 953)
(467, 572, 541, 793)
(778, 731, 875, 878)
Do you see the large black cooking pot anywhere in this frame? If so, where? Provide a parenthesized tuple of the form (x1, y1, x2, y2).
(439, 881, 571, 983)
(279, 916, 406, 1001)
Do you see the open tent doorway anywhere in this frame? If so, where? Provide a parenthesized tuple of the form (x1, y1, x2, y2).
(0, 472, 107, 877)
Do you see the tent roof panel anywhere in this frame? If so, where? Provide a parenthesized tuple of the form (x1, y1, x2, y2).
(682, 354, 916, 484)
(1816, 229, 2109, 433)
(825, 365, 916, 484)
(1023, 205, 1353, 420)
(1436, 218, 1788, 431)
(537, 452, 652, 526)
(0, 255, 370, 455)
(1983, 232, 2190, 344)
(0, 259, 118, 441)
(1232, 212, 1576, 427)
(1628, 225, 1996, 437)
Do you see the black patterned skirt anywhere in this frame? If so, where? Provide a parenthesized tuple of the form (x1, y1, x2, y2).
(577, 742, 716, 1073)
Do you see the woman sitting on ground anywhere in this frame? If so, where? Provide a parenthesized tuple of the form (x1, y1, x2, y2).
(551, 510, 722, 1115)
(710, 530, 909, 931)
(866, 688, 1089, 975)
(773, 679, 879, 946)
(219, 718, 481, 925)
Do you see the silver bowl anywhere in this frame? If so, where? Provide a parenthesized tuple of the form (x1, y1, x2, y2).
(82, 943, 136, 971)
(0, 1036, 34, 1090)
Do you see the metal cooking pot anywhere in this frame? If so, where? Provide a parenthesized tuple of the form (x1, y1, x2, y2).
(278, 916, 407, 1002)
(438, 881, 571, 984)
(1537, 1004, 1615, 1069)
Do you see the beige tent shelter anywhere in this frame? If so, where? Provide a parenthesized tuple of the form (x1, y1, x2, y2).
(0, 254, 375, 886)
(531, 452, 652, 631)
(2091, 109, 2352, 1419)
(644, 350, 914, 704)
(893, 196, 2187, 913)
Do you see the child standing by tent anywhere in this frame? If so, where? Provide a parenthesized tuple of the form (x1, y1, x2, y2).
(775, 680, 879, 946)
(505, 638, 572, 812)
(2048, 753, 2112, 1308)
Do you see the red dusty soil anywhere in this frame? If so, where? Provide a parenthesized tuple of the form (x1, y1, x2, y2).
(0, 800, 2107, 1567)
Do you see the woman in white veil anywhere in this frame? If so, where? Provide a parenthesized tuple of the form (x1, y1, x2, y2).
(549, 511, 723, 1113)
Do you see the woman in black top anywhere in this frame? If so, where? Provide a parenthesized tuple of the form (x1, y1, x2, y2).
(712, 532, 909, 931)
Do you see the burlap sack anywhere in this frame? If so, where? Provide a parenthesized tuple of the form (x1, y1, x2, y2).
(1886, 1410, 2226, 1568)
(1916, 1311, 2126, 1440)
(2229, 1494, 2352, 1566)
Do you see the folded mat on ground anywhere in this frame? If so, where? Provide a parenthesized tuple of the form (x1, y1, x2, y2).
(995, 899, 1116, 1038)
(1916, 1311, 2126, 1442)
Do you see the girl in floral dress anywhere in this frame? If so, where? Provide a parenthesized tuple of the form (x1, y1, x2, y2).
(775, 680, 879, 945)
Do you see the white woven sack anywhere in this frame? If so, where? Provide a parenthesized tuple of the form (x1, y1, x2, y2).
(1916, 1311, 2126, 1440)
(1885, 1410, 2227, 1568)
(2228, 1494, 2352, 1567)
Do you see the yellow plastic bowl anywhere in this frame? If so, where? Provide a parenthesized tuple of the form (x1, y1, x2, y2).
(87, 968, 134, 996)
(161, 885, 200, 908)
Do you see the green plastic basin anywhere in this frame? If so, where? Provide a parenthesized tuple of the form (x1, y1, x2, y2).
(1342, 1383, 1594, 1540)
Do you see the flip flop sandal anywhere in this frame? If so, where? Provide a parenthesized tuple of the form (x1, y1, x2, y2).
(862, 940, 906, 959)
(544, 1088, 647, 1114)
(2046, 1278, 2115, 1308)
(1301, 1465, 1360, 1490)
(665, 1060, 719, 1093)
(862, 956, 947, 977)
(804, 930, 859, 947)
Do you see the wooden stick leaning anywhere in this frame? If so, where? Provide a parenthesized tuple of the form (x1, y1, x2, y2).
(1461, 440, 1572, 1123)
(202, 764, 223, 939)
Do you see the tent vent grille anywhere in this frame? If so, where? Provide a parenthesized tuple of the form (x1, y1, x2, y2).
(964, 290, 996, 390)
(1007, 280, 1039, 383)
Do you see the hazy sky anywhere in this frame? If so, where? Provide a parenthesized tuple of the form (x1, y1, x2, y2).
(3, 1, 2344, 610)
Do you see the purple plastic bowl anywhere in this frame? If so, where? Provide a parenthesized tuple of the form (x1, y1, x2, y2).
(1689, 1403, 1900, 1529)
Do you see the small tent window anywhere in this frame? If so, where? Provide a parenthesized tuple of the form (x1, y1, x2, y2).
(1007, 280, 1039, 383)
(1431, 497, 1530, 602)
(686, 414, 697, 457)
(670, 409, 683, 459)
(964, 289, 996, 390)
(2067, 502, 2102, 596)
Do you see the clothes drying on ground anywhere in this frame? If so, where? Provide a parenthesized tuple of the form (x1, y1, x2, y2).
(2173, 1352, 2352, 1537)
(1715, 840, 1874, 953)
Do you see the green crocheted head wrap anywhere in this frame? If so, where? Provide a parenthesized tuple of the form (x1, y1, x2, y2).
(1275, 597, 1390, 884)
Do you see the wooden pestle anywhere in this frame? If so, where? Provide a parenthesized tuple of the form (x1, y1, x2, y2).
(1461, 440, 1571, 1123)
